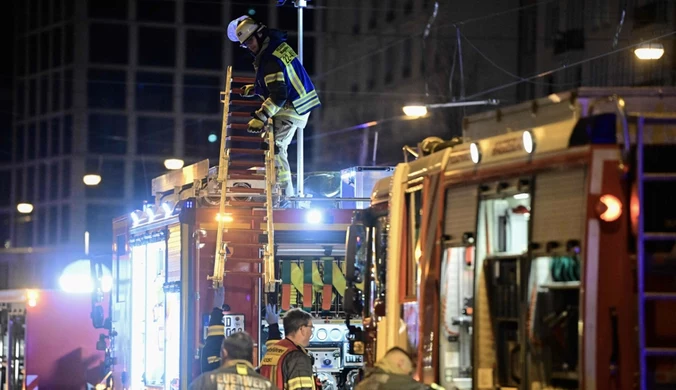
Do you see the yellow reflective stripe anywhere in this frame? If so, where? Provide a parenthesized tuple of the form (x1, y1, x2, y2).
(288, 376, 315, 390)
(264, 72, 285, 85)
(295, 96, 321, 113)
(262, 99, 281, 117)
(207, 356, 221, 364)
(275, 110, 309, 121)
(284, 63, 307, 98)
(206, 325, 224, 337)
(294, 90, 318, 106)
(236, 363, 249, 375)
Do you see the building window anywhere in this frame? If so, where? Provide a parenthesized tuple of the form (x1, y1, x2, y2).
(277, 5, 298, 31)
(137, 0, 175, 22)
(88, 69, 126, 109)
(88, 114, 128, 155)
(52, 27, 62, 67)
(40, 76, 48, 115)
(183, 119, 221, 159)
(64, 70, 73, 109)
(404, 0, 413, 14)
(60, 204, 70, 243)
(133, 160, 166, 203)
(566, 0, 584, 31)
(52, 73, 61, 112)
(39, 121, 48, 159)
(85, 159, 125, 198)
(49, 163, 59, 201)
(386, 0, 396, 22)
(384, 46, 395, 84)
(63, 115, 72, 154)
(36, 208, 46, 246)
(53, 0, 62, 23)
(402, 38, 412, 78)
(16, 214, 33, 248)
(185, 0, 221, 25)
(545, 4, 559, 48)
(27, 124, 36, 161)
(185, 30, 223, 70)
(0, 214, 9, 250)
(38, 164, 47, 202)
(29, 34, 37, 74)
(15, 126, 25, 162)
(0, 129, 9, 163)
(27, 166, 35, 203)
(29, 0, 38, 30)
(88, 0, 128, 20)
(136, 72, 173, 112)
(15, 80, 24, 119)
(137, 116, 175, 156)
(352, 2, 361, 34)
(138, 27, 176, 67)
(369, 0, 377, 29)
(62, 160, 71, 199)
(16, 37, 26, 77)
(40, 31, 50, 71)
(89, 23, 129, 64)
(48, 206, 58, 245)
(183, 75, 221, 114)
(14, 169, 23, 203)
(65, 23, 74, 64)
(0, 171, 10, 207)
(86, 204, 123, 248)
(28, 78, 36, 116)
(51, 118, 61, 156)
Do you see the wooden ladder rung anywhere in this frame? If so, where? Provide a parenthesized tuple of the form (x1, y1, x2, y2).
(229, 148, 265, 155)
(226, 135, 264, 142)
(232, 77, 255, 84)
(225, 271, 263, 278)
(231, 100, 261, 106)
(227, 187, 265, 194)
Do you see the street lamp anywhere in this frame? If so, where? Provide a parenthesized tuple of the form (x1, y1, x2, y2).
(16, 203, 34, 214)
(634, 42, 664, 60)
(402, 99, 500, 118)
(164, 158, 185, 170)
(83, 174, 102, 186)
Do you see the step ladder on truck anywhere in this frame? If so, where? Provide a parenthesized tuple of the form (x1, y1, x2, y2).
(209, 65, 277, 293)
(633, 111, 676, 390)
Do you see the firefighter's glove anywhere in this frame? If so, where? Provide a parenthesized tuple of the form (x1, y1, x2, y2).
(240, 84, 256, 97)
(265, 303, 280, 325)
(247, 118, 265, 134)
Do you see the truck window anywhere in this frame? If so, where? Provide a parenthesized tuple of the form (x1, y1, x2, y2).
(405, 189, 423, 299)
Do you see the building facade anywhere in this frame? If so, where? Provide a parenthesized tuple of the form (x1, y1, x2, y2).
(0, 0, 322, 288)
(535, 0, 675, 97)
(313, 0, 529, 169)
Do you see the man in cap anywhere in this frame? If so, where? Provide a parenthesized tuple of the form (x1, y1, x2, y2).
(228, 16, 321, 207)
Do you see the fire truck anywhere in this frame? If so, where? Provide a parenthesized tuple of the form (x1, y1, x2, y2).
(343, 87, 676, 390)
(109, 68, 392, 390)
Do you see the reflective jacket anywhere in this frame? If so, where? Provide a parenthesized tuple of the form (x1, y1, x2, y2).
(201, 307, 225, 373)
(259, 338, 316, 390)
(189, 360, 278, 390)
(253, 30, 321, 118)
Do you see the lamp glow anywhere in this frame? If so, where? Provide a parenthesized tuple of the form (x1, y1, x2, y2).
(470, 143, 481, 164)
(59, 259, 113, 294)
(514, 193, 530, 200)
(402, 105, 428, 117)
(162, 202, 173, 215)
(83, 174, 102, 186)
(164, 158, 185, 170)
(306, 209, 323, 224)
(634, 43, 665, 60)
(522, 130, 535, 154)
(17, 203, 34, 214)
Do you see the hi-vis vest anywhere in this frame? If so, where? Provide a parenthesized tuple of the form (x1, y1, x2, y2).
(255, 39, 321, 116)
(259, 338, 316, 390)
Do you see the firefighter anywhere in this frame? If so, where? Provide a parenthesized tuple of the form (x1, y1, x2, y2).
(227, 16, 321, 207)
(201, 287, 226, 373)
(355, 347, 428, 390)
(259, 308, 318, 390)
(189, 331, 278, 390)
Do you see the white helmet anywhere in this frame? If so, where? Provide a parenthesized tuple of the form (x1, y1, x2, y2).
(232, 18, 262, 45)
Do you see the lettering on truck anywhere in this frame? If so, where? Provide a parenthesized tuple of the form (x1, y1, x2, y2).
(491, 137, 523, 156)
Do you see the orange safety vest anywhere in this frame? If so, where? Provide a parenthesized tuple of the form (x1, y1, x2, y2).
(259, 338, 319, 390)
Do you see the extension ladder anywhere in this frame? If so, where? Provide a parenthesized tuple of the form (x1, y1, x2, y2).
(633, 112, 676, 390)
(208, 66, 276, 293)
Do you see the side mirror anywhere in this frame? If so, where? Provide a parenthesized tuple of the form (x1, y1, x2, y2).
(345, 223, 366, 285)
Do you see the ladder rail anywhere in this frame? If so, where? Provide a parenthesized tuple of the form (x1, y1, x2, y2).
(264, 128, 276, 292)
(636, 115, 647, 390)
(211, 66, 234, 289)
